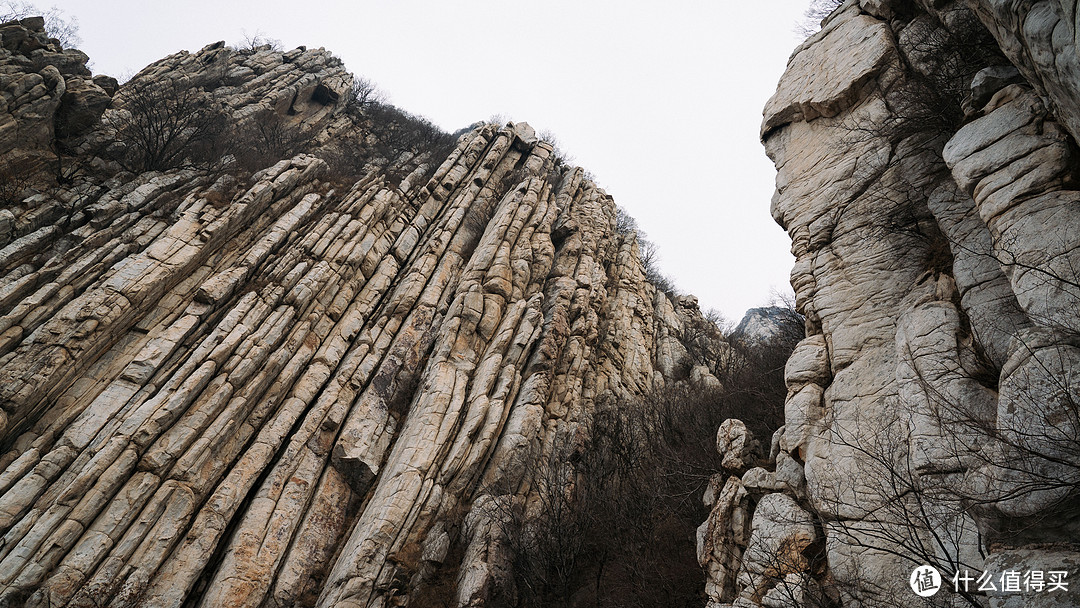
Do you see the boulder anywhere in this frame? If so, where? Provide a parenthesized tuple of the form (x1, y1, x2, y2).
(55, 77, 110, 138)
(93, 74, 120, 96)
(717, 418, 762, 473)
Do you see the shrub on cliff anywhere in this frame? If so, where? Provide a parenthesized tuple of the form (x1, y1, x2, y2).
(234, 30, 282, 53)
(343, 76, 385, 114)
(324, 100, 458, 189)
(0, 157, 43, 208)
(364, 102, 455, 160)
(232, 108, 310, 174)
(505, 305, 803, 607)
(108, 78, 231, 173)
(797, 0, 842, 38)
(840, 6, 1006, 145)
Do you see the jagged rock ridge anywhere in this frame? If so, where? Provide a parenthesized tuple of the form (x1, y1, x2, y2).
(0, 19, 727, 608)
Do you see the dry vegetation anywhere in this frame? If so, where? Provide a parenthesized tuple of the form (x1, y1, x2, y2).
(484, 309, 804, 608)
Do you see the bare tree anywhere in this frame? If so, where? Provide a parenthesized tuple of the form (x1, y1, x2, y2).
(797, 0, 844, 38)
(232, 108, 309, 173)
(741, 306, 1080, 608)
(234, 29, 282, 53)
(610, 206, 685, 297)
(473, 307, 801, 607)
(0, 157, 42, 207)
(108, 78, 231, 173)
(625, 227, 677, 297)
(343, 76, 385, 114)
(760, 6, 1079, 605)
(809, 411, 989, 607)
(614, 205, 638, 235)
(476, 432, 596, 608)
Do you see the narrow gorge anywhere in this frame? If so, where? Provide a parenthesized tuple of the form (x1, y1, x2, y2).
(0, 1, 1078, 607)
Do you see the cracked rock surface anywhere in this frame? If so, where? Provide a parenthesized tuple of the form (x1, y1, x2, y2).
(701, 1, 1080, 606)
(0, 24, 725, 608)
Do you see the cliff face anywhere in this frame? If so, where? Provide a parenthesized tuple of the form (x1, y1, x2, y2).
(0, 20, 725, 608)
(700, 1, 1080, 606)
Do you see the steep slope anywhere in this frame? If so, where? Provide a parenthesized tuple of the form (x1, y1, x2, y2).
(700, 1, 1080, 607)
(0, 20, 726, 608)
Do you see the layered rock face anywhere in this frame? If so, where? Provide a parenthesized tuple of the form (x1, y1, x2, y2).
(0, 25, 723, 608)
(700, 1, 1080, 607)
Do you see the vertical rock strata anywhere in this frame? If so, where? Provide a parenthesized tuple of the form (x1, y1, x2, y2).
(700, 1, 1080, 607)
(0, 23, 723, 608)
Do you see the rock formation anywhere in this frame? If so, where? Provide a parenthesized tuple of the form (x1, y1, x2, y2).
(700, 1, 1080, 607)
(8, 2, 1080, 606)
(0, 18, 726, 608)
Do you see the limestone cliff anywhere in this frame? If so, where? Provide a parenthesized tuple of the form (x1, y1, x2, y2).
(0, 18, 725, 608)
(700, 1, 1080, 607)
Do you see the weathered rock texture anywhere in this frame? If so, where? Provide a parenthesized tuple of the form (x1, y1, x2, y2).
(700, 1, 1080, 607)
(0, 16, 107, 185)
(0, 22, 724, 608)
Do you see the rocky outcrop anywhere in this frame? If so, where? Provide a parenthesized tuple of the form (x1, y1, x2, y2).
(0, 16, 108, 176)
(0, 26, 725, 608)
(728, 306, 804, 346)
(700, 1, 1080, 607)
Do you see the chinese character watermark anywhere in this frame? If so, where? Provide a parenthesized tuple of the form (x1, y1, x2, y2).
(946, 569, 1069, 595)
(1048, 571, 1070, 592)
(910, 565, 942, 597)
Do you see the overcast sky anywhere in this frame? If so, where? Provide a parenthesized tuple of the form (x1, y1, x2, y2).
(53, 0, 811, 322)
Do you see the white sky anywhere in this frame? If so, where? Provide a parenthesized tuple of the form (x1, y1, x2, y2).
(52, 0, 810, 322)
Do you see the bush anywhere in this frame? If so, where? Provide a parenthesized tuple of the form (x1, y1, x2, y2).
(499, 306, 803, 607)
(320, 135, 371, 188)
(614, 206, 679, 297)
(840, 6, 1006, 144)
(614, 205, 638, 235)
(233, 108, 310, 174)
(638, 231, 677, 297)
(342, 76, 385, 115)
(796, 0, 843, 38)
(108, 78, 231, 173)
(717, 308, 803, 441)
(0, 156, 42, 207)
(329, 101, 457, 189)
(365, 103, 453, 158)
(539, 129, 574, 167)
(234, 30, 282, 53)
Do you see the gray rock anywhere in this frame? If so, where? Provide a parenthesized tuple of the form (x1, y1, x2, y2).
(92, 74, 119, 97)
(970, 65, 1024, 111)
(55, 77, 110, 138)
(717, 418, 762, 473)
(0, 26, 731, 607)
(705, 4, 1080, 605)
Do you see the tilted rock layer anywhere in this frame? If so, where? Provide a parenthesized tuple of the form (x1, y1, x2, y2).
(701, 1, 1080, 607)
(0, 20, 723, 608)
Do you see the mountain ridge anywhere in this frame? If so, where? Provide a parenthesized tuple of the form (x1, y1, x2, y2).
(0, 17, 736, 607)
